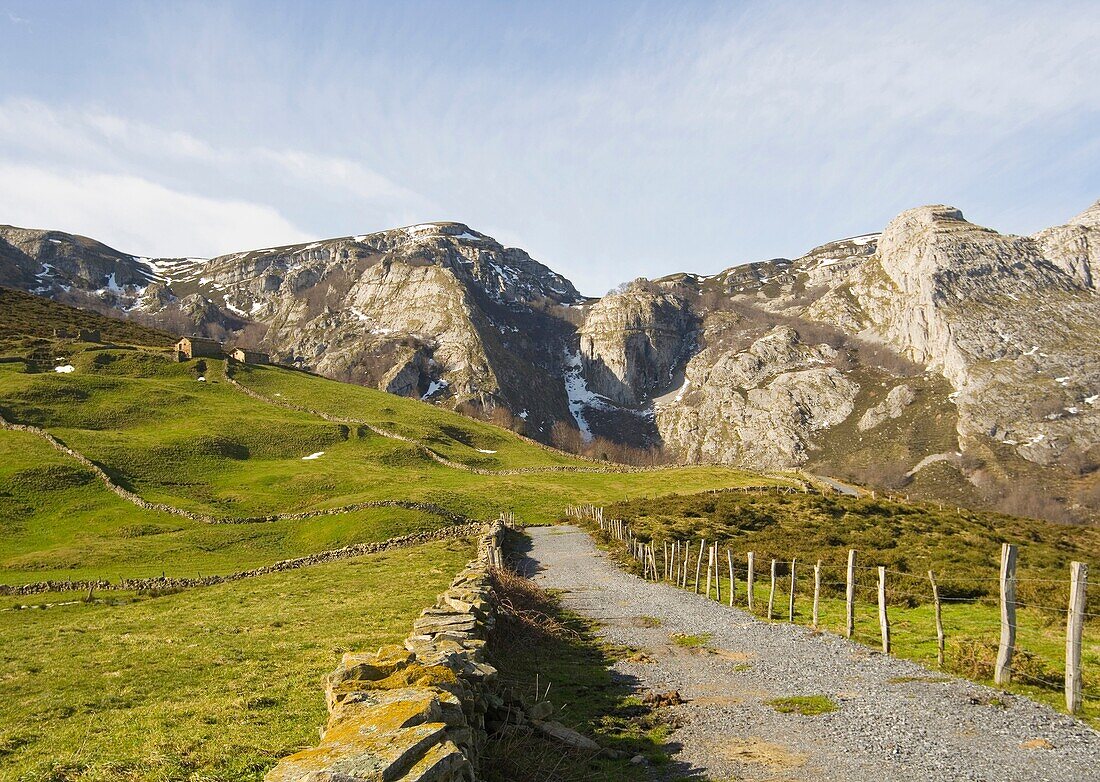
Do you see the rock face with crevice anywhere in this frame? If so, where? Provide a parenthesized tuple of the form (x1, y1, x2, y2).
(652, 326, 858, 468)
(559, 202, 1099, 521)
(578, 284, 695, 405)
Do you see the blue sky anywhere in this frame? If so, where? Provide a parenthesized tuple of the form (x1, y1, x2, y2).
(1, 1, 1097, 295)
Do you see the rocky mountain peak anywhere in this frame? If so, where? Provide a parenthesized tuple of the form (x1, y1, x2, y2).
(1068, 199, 1100, 229)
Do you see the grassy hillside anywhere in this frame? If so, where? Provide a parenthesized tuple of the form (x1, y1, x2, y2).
(232, 362, 584, 469)
(606, 491, 1100, 602)
(0, 308, 774, 585)
(0, 539, 473, 782)
(0, 286, 174, 349)
(809, 367, 960, 489)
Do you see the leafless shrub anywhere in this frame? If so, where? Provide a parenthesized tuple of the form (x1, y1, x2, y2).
(995, 480, 1077, 524)
(490, 568, 580, 652)
(580, 435, 674, 466)
(550, 420, 583, 453)
(1075, 481, 1100, 513)
(234, 321, 269, 349)
(857, 342, 924, 376)
(1058, 446, 1099, 477)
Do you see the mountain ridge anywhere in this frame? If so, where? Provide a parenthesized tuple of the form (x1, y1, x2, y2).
(2, 200, 1097, 520)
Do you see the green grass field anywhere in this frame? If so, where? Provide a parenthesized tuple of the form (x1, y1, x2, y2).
(0, 315, 773, 780)
(0, 539, 474, 782)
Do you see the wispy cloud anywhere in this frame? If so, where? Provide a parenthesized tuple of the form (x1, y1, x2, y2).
(0, 163, 311, 257)
(0, 99, 435, 256)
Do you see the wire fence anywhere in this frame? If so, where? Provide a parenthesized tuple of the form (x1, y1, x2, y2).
(566, 504, 1094, 717)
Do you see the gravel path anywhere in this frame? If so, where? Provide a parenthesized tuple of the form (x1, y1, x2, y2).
(523, 525, 1100, 782)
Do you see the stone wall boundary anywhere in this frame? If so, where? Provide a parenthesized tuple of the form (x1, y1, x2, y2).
(0, 412, 471, 526)
(264, 518, 509, 782)
(0, 523, 482, 597)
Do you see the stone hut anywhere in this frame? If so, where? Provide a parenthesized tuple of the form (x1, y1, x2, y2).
(77, 329, 100, 343)
(175, 336, 224, 360)
(230, 348, 269, 365)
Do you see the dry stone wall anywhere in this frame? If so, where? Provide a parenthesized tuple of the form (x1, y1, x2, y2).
(0, 523, 482, 597)
(226, 368, 708, 476)
(0, 412, 470, 526)
(264, 520, 508, 782)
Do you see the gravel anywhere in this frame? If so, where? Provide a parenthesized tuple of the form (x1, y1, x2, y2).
(524, 525, 1100, 782)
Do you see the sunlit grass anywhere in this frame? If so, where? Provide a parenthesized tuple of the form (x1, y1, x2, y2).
(0, 539, 473, 782)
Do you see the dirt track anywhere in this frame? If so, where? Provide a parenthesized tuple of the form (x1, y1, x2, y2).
(523, 524, 1100, 782)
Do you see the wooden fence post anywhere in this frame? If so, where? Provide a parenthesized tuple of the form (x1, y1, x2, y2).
(788, 558, 797, 622)
(714, 545, 722, 603)
(928, 569, 944, 667)
(767, 559, 777, 620)
(705, 546, 714, 599)
(1066, 561, 1088, 714)
(695, 539, 706, 594)
(846, 549, 856, 639)
(727, 549, 735, 607)
(812, 560, 821, 629)
(877, 566, 890, 654)
(747, 552, 755, 612)
(995, 543, 1018, 686)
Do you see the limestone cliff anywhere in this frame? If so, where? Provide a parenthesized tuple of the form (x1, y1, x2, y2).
(578, 283, 695, 405)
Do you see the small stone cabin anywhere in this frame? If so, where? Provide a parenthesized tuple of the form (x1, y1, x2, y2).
(175, 336, 224, 360)
(78, 329, 100, 343)
(230, 348, 269, 365)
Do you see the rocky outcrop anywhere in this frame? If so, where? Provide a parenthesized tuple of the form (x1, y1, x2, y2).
(858, 384, 916, 431)
(0, 224, 153, 293)
(653, 327, 859, 468)
(578, 283, 695, 405)
(1032, 199, 1099, 290)
(5, 200, 1099, 510)
(2, 222, 581, 438)
(844, 205, 1100, 466)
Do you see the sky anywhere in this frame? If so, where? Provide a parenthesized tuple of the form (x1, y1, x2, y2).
(1, 1, 1097, 296)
